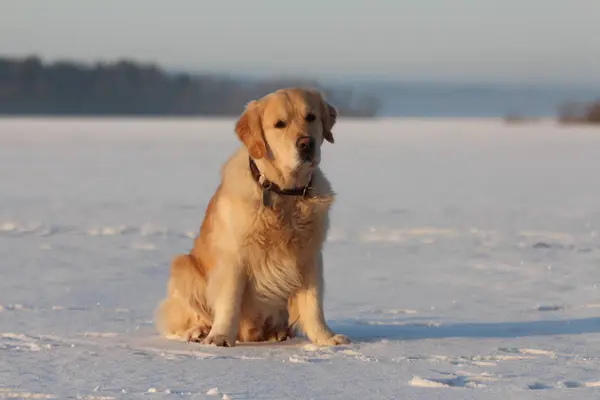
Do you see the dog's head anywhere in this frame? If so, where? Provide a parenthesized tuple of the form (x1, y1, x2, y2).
(234, 87, 337, 185)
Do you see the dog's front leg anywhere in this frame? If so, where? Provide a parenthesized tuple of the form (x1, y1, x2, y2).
(291, 252, 351, 346)
(203, 260, 246, 347)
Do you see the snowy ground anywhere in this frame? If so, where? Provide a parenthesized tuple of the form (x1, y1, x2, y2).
(1, 117, 600, 399)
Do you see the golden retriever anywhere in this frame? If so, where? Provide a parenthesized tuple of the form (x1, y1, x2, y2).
(154, 87, 350, 347)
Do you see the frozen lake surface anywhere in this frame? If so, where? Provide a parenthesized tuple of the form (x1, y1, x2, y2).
(1, 117, 600, 399)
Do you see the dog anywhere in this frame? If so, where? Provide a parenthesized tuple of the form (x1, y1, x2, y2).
(154, 87, 350, 347)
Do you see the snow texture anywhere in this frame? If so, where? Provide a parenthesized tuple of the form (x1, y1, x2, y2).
(1, 117, 600, 399)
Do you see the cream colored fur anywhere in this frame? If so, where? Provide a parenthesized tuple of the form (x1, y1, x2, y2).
(154, 87, 350, 347)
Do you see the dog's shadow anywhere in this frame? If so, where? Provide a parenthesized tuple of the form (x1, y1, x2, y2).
(330, 316, 600, 343)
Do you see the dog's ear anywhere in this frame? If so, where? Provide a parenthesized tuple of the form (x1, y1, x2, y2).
(321, 99, 337, 144)
(235, 101, 266, 159)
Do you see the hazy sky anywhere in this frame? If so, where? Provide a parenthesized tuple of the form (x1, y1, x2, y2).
(1, 0, 600, 83)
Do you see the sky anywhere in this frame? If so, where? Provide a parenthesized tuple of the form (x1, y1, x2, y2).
(1, 0, 600, 84)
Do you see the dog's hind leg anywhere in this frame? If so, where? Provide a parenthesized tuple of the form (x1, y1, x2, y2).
(154, 254, 212, 341)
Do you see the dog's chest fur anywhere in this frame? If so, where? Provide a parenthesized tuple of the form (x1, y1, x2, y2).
(245, 196, 331, 303)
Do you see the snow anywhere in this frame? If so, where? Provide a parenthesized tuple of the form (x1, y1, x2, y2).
(1, 117, 600, 399)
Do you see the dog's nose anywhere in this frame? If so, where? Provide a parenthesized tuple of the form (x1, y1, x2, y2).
(296, 136, 315, 154)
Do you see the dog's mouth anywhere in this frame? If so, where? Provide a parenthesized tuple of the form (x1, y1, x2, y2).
(300, 157, 319, 169)
(300, 149, 319, 167)
(291, 158, 318, 184)
(300, 153, 313, 163)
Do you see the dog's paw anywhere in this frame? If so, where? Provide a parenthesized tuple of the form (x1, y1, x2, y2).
(185, 325, 210, 343)
(314, 334, 351, 346)
(266, 327, 294, 342)
(203, 333, 234, 347)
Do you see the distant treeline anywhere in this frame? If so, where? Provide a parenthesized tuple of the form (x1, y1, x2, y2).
(557, 100, 600, 125)
(0, 56, 381, 117)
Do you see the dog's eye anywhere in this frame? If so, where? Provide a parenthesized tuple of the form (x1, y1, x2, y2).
(274, 120, 286, 129)
(305, 113, 316, 122)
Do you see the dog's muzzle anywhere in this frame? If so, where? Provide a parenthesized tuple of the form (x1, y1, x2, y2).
(296, 136, 315, 161)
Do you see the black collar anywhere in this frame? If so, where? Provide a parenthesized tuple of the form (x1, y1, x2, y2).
(248, 157, 313, 198)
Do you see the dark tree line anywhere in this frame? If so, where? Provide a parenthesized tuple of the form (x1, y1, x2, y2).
(0, 56, 381, 117)
(557, 99, 600, 124)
